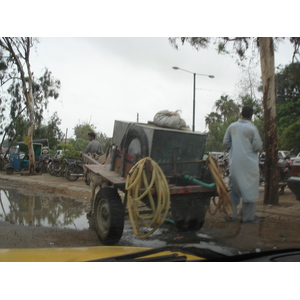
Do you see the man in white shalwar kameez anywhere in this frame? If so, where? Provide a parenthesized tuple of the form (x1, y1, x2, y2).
(223, 106, 263, 223)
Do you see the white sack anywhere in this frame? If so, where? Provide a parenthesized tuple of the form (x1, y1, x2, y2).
(153, 110, 187, 129)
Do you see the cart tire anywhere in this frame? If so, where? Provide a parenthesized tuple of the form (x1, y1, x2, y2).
(94, 187, 125, 245)
(171, 194, 210, 231)
(5, 167, 14, 175)
(65, 165, 80, 181)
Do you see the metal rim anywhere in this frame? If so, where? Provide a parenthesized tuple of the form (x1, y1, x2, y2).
(96, 198, 111, 237)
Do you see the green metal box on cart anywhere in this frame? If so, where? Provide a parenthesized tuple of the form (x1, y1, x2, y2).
(112, 120, 207, 179)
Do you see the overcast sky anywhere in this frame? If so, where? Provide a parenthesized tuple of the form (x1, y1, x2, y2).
(29, 37, 295, 139)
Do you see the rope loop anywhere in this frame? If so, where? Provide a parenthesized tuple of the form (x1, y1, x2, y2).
(207, 155, 232, 215)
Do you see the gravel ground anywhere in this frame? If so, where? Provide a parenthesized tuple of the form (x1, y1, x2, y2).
(0, 171, 300, 253)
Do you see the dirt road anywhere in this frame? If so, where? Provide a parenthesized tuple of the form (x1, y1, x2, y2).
(0, 171, 300, 252)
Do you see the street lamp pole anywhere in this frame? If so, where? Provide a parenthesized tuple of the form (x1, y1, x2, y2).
(172, 66, 214, 132)
(193, 72, 196, 132)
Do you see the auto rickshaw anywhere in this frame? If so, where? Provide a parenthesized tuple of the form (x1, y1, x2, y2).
(5, 139, 49, 175)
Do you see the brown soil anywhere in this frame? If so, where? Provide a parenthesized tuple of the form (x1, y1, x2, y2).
(0, 171, 300, 253)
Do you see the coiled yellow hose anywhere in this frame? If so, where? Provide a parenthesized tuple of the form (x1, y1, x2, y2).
(125, 156, 232, 238)
(125, 157, 170, 239)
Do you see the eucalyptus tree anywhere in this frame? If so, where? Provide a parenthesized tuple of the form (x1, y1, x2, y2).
(169, 37, 300, 205)
(0, 37, 61, 173)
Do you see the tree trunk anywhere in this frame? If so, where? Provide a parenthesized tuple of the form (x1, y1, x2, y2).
(23, 39, 36, 174)
(26, 68, 36, 174)
(259, 37, 279, 205)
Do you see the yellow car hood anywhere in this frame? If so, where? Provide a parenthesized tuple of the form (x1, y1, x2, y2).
(0, 246, 202, 262)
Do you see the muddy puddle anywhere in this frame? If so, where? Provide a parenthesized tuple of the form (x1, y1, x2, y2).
(0, 187, 89, 230)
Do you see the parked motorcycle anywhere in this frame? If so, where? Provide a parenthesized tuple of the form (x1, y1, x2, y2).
(259, 151, 292, 194)
(64, 158, 84, 181)
(47, 150, 66, 176)
(218, 153, 229, 178)
(37, 154, 50, 173)
(48, 158, 65, 177)
(278, 156, 292, 194)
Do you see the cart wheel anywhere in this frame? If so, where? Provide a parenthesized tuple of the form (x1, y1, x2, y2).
(171, 194, 210, 231)
(5, 167, 14, 175)
(65, 165, 80, 181)
(94, 187, 125, 245)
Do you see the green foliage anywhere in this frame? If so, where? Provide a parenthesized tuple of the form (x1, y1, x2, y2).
(32, 68, 61, 125)
(275, 62, 300, 149)
(205, 121, 230, 152)
(205, 112, 222, 128)
(72, 122, 111, 152)
(59, 143, 81, 159)
(74, 123, 96, 140)
(34, 112, 63, 149)
(276, 62, 300, 105)
(280, 119, 300, 151)
(169, 37, 257, 64)
(204, 95, 240, 151)
(69, 138, 89, 152)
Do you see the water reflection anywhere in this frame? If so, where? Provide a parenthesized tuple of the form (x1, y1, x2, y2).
(0, 188, 89, 229)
